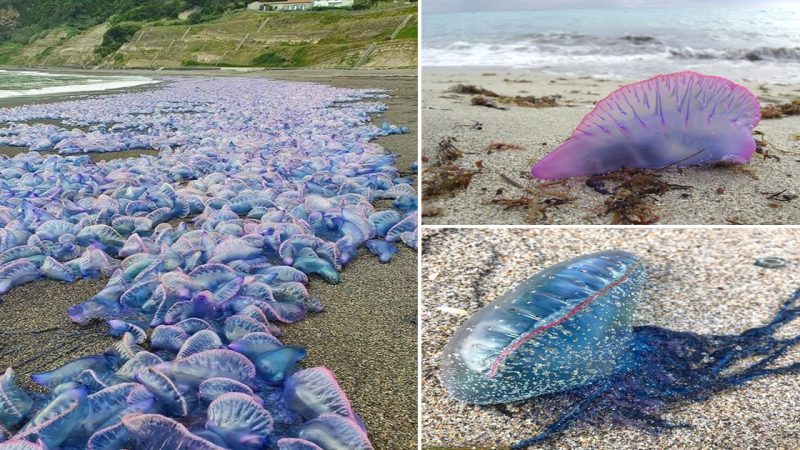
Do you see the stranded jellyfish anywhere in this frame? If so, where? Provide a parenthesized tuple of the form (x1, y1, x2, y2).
(531, 71, 761, 179)
(440, 251, 644, 404)
(441, 251, 800, 448)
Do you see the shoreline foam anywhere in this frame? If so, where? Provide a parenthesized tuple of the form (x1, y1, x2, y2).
(0, 70, 158, 99)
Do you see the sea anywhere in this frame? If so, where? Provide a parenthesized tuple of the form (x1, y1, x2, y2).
(422, 6, 800, 83)
(0, 70, 157, 99)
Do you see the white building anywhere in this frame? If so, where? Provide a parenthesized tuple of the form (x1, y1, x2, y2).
(265, 0, 313, 11)
(312, 0, 355, 7)
(247, 1, 268, 11)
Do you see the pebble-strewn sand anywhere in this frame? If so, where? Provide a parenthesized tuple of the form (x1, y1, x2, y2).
(422, 67, 800, 225)
(0, 68, 418, 450)
(422, 228, 800, 449)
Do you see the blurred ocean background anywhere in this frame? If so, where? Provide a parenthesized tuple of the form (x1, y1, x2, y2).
(0, 70, 156, 99)
(422, 7, 800, 82)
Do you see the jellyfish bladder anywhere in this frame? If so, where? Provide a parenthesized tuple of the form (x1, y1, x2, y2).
(440, 251, 645, 404)
(531, 72, 761, 179)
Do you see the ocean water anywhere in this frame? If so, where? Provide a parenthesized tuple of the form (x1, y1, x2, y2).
(0, 70, 157, 99)
(422, 7, 800, 82)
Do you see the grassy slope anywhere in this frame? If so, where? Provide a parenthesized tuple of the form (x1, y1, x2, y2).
(7, 5, 417, 68)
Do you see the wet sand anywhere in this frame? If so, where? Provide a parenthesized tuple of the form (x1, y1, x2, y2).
(421, 228, 800, 449)
(422, 67, 800, 225)
(0, 68, 418, 448)
(0, 146, 160, 162)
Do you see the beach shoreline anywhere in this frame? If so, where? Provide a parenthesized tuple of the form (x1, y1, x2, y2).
(422, 67, 800, 225)
(0, 68, 418, 449)
(0, 68, 418, 167)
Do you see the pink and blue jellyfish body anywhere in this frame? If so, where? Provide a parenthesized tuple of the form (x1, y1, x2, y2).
(440, 251, 644, 404)
(531, 71, 761, 179)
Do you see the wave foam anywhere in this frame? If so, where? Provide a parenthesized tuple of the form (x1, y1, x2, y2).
(0, 75, 158, 99)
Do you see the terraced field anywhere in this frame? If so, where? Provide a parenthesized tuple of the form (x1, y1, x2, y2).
(9, 5, 417, 68)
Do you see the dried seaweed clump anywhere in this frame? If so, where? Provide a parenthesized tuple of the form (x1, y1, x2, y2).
(422, 137, 480, 200)
(422, 164, 478, 200)
(503, 95, 560, 108)
(471, 95, 507, 110)
(448, 84, 499, 97)
(448, 84, 561, 109)
(435, 136, 463, 164)
(761, 99, 800, 119)
(487, 176, 574, 224)
(484, 142, 527, 153)
(587, 169, 691, 224)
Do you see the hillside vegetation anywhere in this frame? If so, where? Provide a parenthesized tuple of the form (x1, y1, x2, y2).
(0, 1, 416, 68)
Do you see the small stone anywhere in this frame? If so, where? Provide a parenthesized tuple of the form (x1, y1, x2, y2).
(754, 257, 786, 268)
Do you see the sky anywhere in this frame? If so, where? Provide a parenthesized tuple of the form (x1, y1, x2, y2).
(422, 0, 800, 14)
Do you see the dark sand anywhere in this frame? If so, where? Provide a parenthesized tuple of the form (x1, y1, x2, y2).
(0, 146, 160, 162)
(0, 68, 418, 448)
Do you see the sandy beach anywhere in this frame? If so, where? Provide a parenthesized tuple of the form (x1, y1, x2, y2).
(421, 228, 800, 449)
(422, 67, 800, 225)
(0, 68, 418, 449)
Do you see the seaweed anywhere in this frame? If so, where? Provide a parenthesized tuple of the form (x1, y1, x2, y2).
(448, 84, 500, 97)
(422, 137, 481, 200)
(422, 207, 443, 217)
(753, 130, 796, 157)
(454, 120, 484, 131)
(435, 136, 464, 164)
(587, 169, 692, 225)
(422, 163, 479, 200)
(484, 142, 527, 153)
(471, 96, 508, 110)
(754, 140, 780, 161)
(761, 189, 798, 202)
(501, 95, 560, 108)
(486, 175, 575, 224)
(448, 84, 561, 109)
(760, 99, 800, 119)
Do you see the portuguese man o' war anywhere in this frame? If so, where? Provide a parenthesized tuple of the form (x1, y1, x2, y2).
(0, 77, 417, 448)
(441, 252, 800, 448)
(440, 251, 645, 404)
(531, 71, 761, 179)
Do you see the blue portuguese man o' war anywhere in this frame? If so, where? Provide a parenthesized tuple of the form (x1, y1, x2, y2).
(0, 77, 416, 448)
(531, 71, 761, 179)
(441, 251, 800, 448)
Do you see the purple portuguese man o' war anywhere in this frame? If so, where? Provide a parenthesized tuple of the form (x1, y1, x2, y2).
(531, 71, 761, 179)
(0, 77, 416, 448)
(441, 252, 800, 449)
(440, 251, 645, 404)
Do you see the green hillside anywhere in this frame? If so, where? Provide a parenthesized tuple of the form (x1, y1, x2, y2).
(0, 1, 417, 68)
